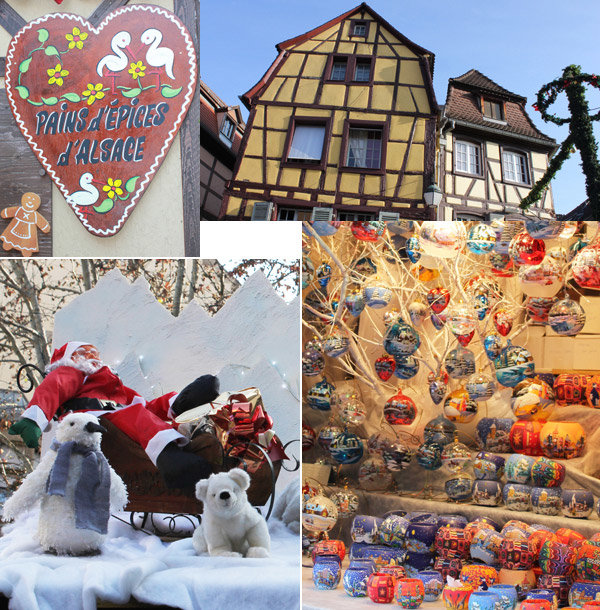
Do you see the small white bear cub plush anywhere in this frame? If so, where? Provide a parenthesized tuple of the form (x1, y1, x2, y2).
(192, 468, 270, 558)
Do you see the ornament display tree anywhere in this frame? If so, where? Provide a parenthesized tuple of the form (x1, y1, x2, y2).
(302, 220, 600, 547)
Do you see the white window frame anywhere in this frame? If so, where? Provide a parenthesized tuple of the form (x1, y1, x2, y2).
(288, 124, 326, 163)
(454, 140, 481, 175)
(502, 150, 530, 184)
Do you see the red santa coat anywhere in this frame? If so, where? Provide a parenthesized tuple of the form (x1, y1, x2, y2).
(22, 365, 186, 464)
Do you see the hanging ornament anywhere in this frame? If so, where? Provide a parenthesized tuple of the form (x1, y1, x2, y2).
(411, 265, 440, 283)
(329, 487, 359, 519)
(559, 221, 579, 239)
(443, 388, 478, 423)
(329, 431, 364, 464)
(304, 290, 331, 322)
(447, 302, 477, 337)
(525, 296, 558, 324)
(493, 310, 513, 336)
(442, 437, 473, 473)
(350, 256, 378, 279)
(367, 432, 392, 455)
(495, 221, 524, 254)
(359, 456, 393, 491)
(383, 309, 403, 327)
(427, 286, 450, 314)
(302, 422, 317, 450)
(494, 343, 535, 388)
(424, 415, 456, 446)
(466, 372, 497, 401)
(302, 494, 338, 533)
(489, 253, 514, 277)
(316, 262, 332, 289)
(388, 220, 415, 237)
(445, 347, 476, 379)
(317, 423, 343, 451)
(518, 256, 562, 298)
(307, 378, 336, 411)
(572, 240, 600, 290)
(322, 332, 350, 357)
(302, 479, 323, 503)
(310, 220, 342, 236)
(382, 441, 413, 472)
(375, 356, 396, 381)
(483, 333, 504, 360)
(525, 220, 565, 240)
(546, 246, 568, 266)
(419, 221, 467, 258)
(339, 396, 367, 426)
(416, 441, 443, 470)
(428, 376, 448, 405)
(547, 298, 586, 336)
(464, 274, 502, 308)
(569, 238, 589, 260)
(344, 289, 366, 317)
(383, 319, 420, 357)
(302, 258, 315, 289)
(384, 390, 417, 425)
(393, 355, 420, 379)
(362, 278, 392, 309)
(431, 312, 446, 330)
(467, 223, 497, 254)
(406, 236, 422, 263)
(302, 347, 325, 377)
(473, 294, 490, 321)
(456, 331, 475, 347)
(511, 377, 555, 420)
(351, 221, 386, 242)
(408, 301, 428, 327)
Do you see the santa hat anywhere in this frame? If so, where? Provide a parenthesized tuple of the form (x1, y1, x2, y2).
(46, 341, 96, 373)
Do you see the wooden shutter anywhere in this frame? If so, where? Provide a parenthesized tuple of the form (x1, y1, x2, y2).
(250, 202, 273, 221)
(311, 207, 333, 221)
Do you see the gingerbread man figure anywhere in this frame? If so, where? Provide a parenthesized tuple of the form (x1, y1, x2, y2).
(0, 192, 50, 257)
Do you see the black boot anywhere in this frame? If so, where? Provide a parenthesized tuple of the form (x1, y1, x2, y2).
(156, 442, 213, 490)
(171, 375, 220, 417)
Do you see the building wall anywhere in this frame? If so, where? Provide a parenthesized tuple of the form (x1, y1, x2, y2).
(201, 149, 233, 219)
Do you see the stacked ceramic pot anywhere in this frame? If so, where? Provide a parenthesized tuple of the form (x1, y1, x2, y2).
(312, 539, 346, 591)
(472, 451, 505, 506)
(530, 457, 566, 516)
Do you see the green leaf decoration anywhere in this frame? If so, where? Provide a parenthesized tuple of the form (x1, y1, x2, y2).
(27, 100, 43, 106)
(121, 88, 142, 98)
(93, 198, 114, 214)
(125, 176, 140, 193)
(61, 92, 81, 103)
(19, 58, 32, 74)
(44, 46, 60, 57)
(37, 29, 49, 43)
(15, 86, 29, 100)
(161, 85, 182, 98)
(41, 97, 58, 106)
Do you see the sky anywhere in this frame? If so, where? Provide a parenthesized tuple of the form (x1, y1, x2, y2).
(200, 0, 600, 216)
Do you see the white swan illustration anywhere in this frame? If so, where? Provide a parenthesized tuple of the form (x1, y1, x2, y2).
(140, 28, 175, 87)
(96, 31, 133, 92)
(66, 173, 99, 207)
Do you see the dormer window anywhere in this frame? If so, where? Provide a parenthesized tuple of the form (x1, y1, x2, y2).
(482, 98, 504, 121)
(350, 20, 369, 38)
(220, 116, 235, 146)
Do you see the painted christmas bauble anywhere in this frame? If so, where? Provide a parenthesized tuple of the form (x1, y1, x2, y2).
(330, 432, 364, 464)
(540, 421, 586, 459)
(443, 585, 474, 610)
(344, 290, 365, 317)
(302, 422, 316, 450)
(490, 253, 515, 277)
(420, 221, 467, 258)
(444, 388, 478, 423)
(518, 257, 562, 298)
(429, 378, 448, 404)
(322, 332, 350, 357)
(554, 373, 589, 405)
(505, 454, 535, 484)
(511, 377, 555, 421)
(367, 572, 395, 603)
(509, 230, 546, 266)
(572, 241, 600, 290)
(312, 555, 341, 589)
(547, 246, 568, 266)
(351, 256, 377, 278)
(302, 348, 325, 377)
(317, 423, 342, 451)
(330, 488, 359, 519)
(472, 479, 502, 506)
(474, 294, 490, 321)
(384, 309, 403, 327)
(525, 296, 558, 324)
(408, 301, 428, 327)
(351, 220, 386, 242)
(394, 356, 420, 379)
(382, 441, 414, 472)
(339, 396, 367, 426)
(484, 333, 504, 360)
(427, 286, 451, 313)
(424, 415, 456, 446)
(395, 577, 425, 608)
(445, 475, 474, 502)
(503, 483, 532, 511)
(310, 220, 341, 236)
(464, 273, 502, 306)
(442, 440, 472, 473)
(467, 223, 497, 254)
(531, 487, 562, 515)
(307, 378, 336, 410)
(473, 451, 505, 480)
(416, 442, 443, 470)
(531, 457, 565, 487)
(494, 309, 513, 336)
(466, 372, 497, 401)
(359, 457, 393, 491)
(445, 347, 476, 379)
(468, 591, 501, 610)
(548, 298, 586, 336)
(509, 420, 544, 455)
(384, 391, 417, 425)
(363, 283, 393, 309)
(383, 320, 421, 357)
(417, 571, 443, 603)
(302, 494, 338, 533)
(375, 355, 396, 381)
(431, 312, 446, 330)
(562, 488, 594, 518)
(351, 515, 383, 544)
(406, 236, 422, 264)
(302, 257, 315, 290)
(302, 479, 323, 503)
(316, 262, 332, 289)
(476, 418, 514, 453)
(494, 344, 535, 388)
(447, 303, 478, 337)
(525, 220, 565, 240)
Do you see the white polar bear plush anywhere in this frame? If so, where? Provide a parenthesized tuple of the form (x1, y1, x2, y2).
(192, 468, 270, 558)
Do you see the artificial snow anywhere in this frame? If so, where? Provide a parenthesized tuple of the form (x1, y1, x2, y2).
(0, 510, 300, 610)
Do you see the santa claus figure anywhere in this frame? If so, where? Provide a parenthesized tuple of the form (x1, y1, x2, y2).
(9, 341, 220, 490)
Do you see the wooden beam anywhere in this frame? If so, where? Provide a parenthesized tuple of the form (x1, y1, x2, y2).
(175, 0, 200, 255)
(88, 0, 131, 26)
(0, 0, 25, 36)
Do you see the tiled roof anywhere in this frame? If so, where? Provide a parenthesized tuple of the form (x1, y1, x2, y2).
(559, 199, 595, 220)
(200, 80, 244, 157)
(444, 70, 556, 147)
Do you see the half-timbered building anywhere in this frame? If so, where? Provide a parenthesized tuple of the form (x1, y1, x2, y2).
(438, 69, 557, 220)
(220, 3, 438, 221)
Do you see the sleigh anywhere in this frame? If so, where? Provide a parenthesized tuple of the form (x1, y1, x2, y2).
(17, 365, 298, 533)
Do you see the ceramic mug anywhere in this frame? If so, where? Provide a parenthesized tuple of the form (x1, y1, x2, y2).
(488, 585, 518, 610)
(443, 586, 473, 610)
(395, 578, 425, 609)
(531, 487, 562, 516)
(473, 451, 506, 480)
(472, 479, 503, 506)
(416, 570, 444, 602)
(313, 555, 341, 589)
(351, 515, 383, 543)
(468, 591, 501, 610)
(343, 565, 371, 597)
(562, 489, 594, 519)
(503, 483, 532, 511)
(526, 589, 558, 610)
(505, 454, 535, 484)
(367, 572, 396, 604)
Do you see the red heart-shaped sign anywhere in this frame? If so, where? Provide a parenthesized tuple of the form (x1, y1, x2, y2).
(5, 6, 197, 236)
(427, 287, 450, 314)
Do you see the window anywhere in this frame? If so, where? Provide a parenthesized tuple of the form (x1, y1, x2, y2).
(502, 150, 529, 184)
(483, 99, 504, 121)
(354, 58, 372, 82)
(347, 128, 382, 169)
(454, 140, 481, 175)
(220, 117, 235, 141)
(283, 117, 331, 168)
(338, 212, 374, 221)
(330, 58, 348, 81)
(325, 55, 372, 84)
(350, 20, 369, 37)
(278, 208, 312, 221)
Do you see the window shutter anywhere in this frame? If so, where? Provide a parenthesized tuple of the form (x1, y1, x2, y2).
(378, 211, 400, 221)
(250, 202, 273, 221)
(311, 207, 333, 221)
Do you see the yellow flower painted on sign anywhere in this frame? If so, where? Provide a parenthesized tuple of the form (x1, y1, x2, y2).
(103, 178, 124, 200)
(82, 83, 105, 105)
(65, 26, 88, 50)
(128, 61, 147, 79)
(47, 63, 69, 87)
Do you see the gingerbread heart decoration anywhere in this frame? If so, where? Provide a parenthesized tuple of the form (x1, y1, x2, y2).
(5, 6, 197, 236)
(427, 287, 450, 314)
